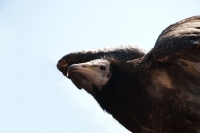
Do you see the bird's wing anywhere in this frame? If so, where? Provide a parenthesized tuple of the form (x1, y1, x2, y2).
(137, 16, 200, 128)
(143, 16, 200, 115)
(59, 45, 145, 64)
(57, 45, 145, 74)
(151, 16, 200, 63)
(147, 16, 200, 92)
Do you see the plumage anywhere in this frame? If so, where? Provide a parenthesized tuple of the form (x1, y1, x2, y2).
(57, 16, 200, 133)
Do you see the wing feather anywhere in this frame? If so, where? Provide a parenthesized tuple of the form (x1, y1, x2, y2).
(151, 16, 200, 62)
(59, 45, 145, 69)
(144, 16, 200, 119)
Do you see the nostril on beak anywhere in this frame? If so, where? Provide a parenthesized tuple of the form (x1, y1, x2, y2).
(81, 65, 87, 68)
(57, 59, 68, 72)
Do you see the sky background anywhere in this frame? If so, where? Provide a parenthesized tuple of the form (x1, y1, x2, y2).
(0, 0, 200, 133)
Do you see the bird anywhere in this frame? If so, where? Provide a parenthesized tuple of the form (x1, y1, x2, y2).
(57, 16, 200, 133)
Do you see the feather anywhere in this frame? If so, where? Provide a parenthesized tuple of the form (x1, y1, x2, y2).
(57, 16, 200, 133)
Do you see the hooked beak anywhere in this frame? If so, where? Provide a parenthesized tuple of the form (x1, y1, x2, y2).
(67, 63, 91, 77)
(66, 63, 95, 90)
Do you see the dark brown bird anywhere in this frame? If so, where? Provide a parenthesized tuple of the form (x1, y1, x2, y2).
(57, 16, 200, 133)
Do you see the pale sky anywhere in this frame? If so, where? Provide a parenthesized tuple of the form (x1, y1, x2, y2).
(0, 0, 200, 133)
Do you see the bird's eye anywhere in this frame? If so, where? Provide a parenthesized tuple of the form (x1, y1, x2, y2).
(99, 65, 106, 70)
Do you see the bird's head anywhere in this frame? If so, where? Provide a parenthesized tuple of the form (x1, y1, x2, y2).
(59, 57, 142, 115)
(67, 59, 112, 96)
(58, 57, 138, 100)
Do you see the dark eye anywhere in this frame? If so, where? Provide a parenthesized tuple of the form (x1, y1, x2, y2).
(99, 65, 106, 70)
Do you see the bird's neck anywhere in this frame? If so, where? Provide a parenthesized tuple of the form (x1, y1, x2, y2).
(97, 62, 149, 114)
